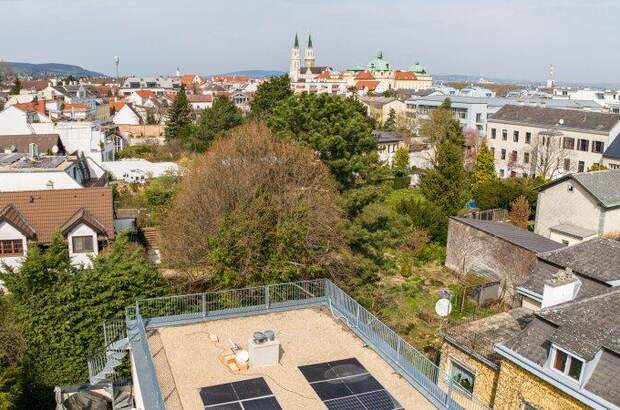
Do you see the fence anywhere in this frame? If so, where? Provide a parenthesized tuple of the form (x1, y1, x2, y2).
(465, 208, 508, 222)
(108, 279, 489, 410)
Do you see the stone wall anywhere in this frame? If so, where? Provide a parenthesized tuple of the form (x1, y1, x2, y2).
(493, 359, 589, 410)
(439, 342, 499, 408)
(445, 218, 538, 299)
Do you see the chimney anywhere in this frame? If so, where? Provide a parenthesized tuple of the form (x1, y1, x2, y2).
(28, 142, 39, 159)
(541, 268, 580, 308)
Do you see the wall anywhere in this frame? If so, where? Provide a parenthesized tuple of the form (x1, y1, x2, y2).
(67, 223, 98, 267)
(445, 219, 538, 298)
(116, 124, 165, 139)
(494, 359, 589, 410)
(439, 343, 499, 407)
(0, 221, 27, 269)
(534, 180, 602, 238)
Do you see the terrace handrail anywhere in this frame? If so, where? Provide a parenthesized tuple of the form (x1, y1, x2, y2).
(107, 279, 489, 410)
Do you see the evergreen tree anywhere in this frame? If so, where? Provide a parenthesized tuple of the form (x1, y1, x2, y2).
(165, 85, 192, 140)
(250, 75, 292, 119)
(419, 97, 463, 146)
(392, 146, 410, 176)
(383, 108, 397, 131)
(471, 143, 496, 190)
(9, 78, 21, 95)
(419, 139, 468, 217)
(0, 233, 169, 407)
(267, 93, 382, 190)
(188, 95, 243, 152)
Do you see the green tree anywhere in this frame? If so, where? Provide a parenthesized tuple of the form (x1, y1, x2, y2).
(588, 163, 608, 172)
(473, 177, 543, 212)
(383, 108, 397, 131)
(250, 75, 292, 119)
(419, 139, 468, 217)
(187, 95, 243, 152)
(418, 98, 463, 147)
(9, 78, 20, 95)
(0, 298, 26, 410)
(392, 146, 410, 176)
(268, 93, 381, 190)
(1, 233, 169, 407)
(146, 109, 157, 125)
(471, 143, 496, 191)
(165, 85, 192, 140)
(509, 195, 531, 229)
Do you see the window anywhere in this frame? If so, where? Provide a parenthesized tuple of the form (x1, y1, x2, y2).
(510, 171, 517, 177)
(592, 141, 604, 153)
(525, 132, 532, 144)
(491, 128, 497, 139)
(511, 150, 518, 162)
(578, 161, 585, 172)
(0, 240, 23, 256)
(501, 149, 506, 160)
(72, 236, 94, 253)
(563, 137, 575, 150)
(502, 129, 508, 141)
(523, 173, 528, 178)
(577, 139, 589, 152)
(551, 347, 584, 382)
(476, 113, 482, 123)
(564, 159, 571, 171)
(490, 147, 495, 156)
(449, 359, 475, 394)
(523, 152, 530, 164)
(499, 169, 505, 177)
(513, 130, 519, 142)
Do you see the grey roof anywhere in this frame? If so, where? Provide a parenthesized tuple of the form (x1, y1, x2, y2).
(503, 288, 620, 406)
(519, 260, 609, 298)
(372, 130, 403, 143)
(540, 170, 620, 208)
(549, 223, 596, 239)
(452, 217, 565, 253)
(603, 135, 620, 159)
(360, 96, 397, 109)
(489, 105, 620, 133)
(538, 237, 620, 283)
(0, 134, 64, 154)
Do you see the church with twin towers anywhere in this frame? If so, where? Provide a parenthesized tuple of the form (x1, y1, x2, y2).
(289, 33, 330, 82)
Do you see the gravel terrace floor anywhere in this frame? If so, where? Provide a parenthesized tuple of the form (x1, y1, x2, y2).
(148, 307, 436, 410)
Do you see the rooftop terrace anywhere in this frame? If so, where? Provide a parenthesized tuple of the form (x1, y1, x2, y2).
(79, 280, 491, 410)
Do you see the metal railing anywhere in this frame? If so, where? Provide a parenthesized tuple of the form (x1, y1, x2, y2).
(465, 208, 508, 222)
(107, 279, 489, 410)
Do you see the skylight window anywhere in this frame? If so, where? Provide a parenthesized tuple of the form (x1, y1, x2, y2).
(551, 347, 584, 382)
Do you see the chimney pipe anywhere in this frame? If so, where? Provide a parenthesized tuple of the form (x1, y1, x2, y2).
(541, 268, 580, 308)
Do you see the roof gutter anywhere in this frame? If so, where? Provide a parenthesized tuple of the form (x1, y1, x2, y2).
(494, 344, 619, 410)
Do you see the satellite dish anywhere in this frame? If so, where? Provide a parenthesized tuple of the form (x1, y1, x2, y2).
(435, 299, 452, 317)
(51, 145, 59, 154)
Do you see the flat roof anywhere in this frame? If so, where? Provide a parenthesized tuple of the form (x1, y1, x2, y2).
(149, 307, 435, 410)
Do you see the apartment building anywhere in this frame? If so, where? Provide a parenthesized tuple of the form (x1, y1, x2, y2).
(487, 105, 620, 179)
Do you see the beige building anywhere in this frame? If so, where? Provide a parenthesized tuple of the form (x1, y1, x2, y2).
(534, 170, 620, 244)
(359, 96, 408, 124)
(487, 105, 620, 179)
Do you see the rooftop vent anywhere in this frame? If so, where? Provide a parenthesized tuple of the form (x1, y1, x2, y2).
(542, 268, 580, 308)
(28, 143, 39, 159)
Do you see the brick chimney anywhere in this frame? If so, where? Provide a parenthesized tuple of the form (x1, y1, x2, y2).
(541, 268, 581, 308)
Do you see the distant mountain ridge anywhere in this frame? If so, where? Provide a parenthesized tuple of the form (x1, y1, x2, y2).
(7, 62, 105, 78)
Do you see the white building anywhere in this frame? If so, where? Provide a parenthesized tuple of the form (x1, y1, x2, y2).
(488, 105, 620, 179)
(535, 170, 620, 245)
(101, 159, 179, 182)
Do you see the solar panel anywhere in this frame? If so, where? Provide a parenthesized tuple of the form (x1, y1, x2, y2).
(298, 358, 403, 410)
(199, 377, 282, 410)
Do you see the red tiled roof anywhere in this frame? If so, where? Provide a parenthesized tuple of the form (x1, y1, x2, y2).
(187, 94, 213, 103)
(14, 100, 47, 115)
(355, 80, 380, 91)
(63, 103, 88, 111)
(317, 69, 332, 80)
(211, 75, 250, 83)
(135, 90, 155, 98)
(394, 71, 417, 81)
(355, 71, 375, 80)
(0, 188, 114, 243)
(109, 100, 126, 112)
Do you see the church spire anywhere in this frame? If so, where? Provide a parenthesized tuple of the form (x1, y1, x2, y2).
(294, 33, 299, 48)
(308, 33, 313, 48)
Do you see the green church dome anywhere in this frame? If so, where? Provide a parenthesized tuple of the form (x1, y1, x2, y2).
(410, 62, 427, 74)
(367, 52, 391, 72)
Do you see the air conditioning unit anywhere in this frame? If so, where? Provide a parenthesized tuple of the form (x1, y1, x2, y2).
(248, 330, 279, 367)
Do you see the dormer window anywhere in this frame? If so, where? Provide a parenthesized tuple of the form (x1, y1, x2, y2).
(551, 347, 584, 382)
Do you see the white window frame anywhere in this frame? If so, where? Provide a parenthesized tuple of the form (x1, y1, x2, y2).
(550, 345, 585, 383)
(447, 356, 476, 396)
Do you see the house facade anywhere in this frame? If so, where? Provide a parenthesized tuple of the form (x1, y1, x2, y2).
(534, 170, 620, 244)
(487, 105, 620, 179)
(0, 187, 114, 269)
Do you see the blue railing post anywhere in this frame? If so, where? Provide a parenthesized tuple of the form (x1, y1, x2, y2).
(202, 293, 207, 318)
(265, 285, 270, 309)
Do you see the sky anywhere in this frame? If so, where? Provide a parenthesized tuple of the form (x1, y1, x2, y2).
(1, 0, 618, 84)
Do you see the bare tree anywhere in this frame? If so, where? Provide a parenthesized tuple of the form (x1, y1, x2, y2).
(529, 129, 573, 179)
(0, 60, 15, 85)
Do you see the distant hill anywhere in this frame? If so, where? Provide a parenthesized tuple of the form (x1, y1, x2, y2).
(7, 62, 105, 78)
(218, 70, 286, 78)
